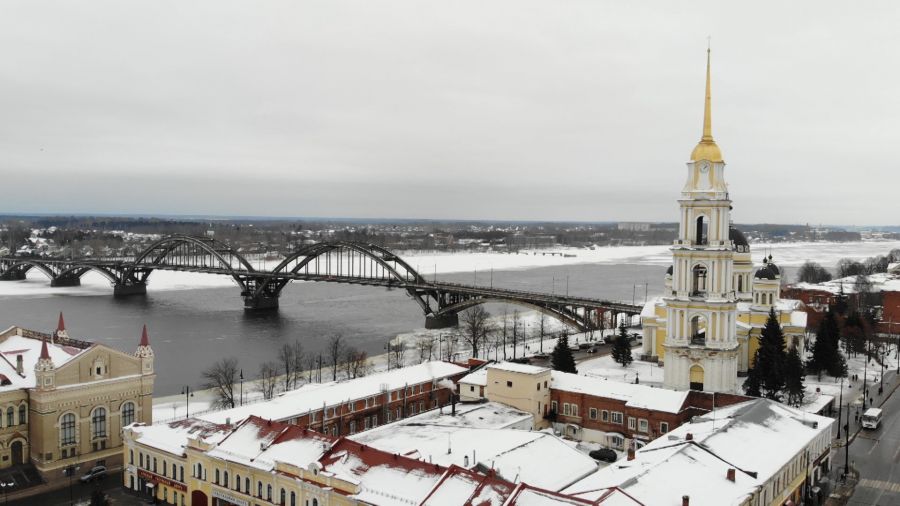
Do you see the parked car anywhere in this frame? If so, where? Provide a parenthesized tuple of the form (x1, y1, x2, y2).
(588, 448, 618, 463)
(80, 465, 107, 483)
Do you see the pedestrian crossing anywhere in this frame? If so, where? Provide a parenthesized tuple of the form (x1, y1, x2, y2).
(860, 478, 900, 493)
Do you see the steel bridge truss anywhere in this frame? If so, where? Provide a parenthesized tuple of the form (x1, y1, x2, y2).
(0, 235, 640, 330)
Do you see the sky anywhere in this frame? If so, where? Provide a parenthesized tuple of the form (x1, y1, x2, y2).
(1, 1, 898, 225)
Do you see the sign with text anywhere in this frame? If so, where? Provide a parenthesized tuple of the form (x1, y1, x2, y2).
(137, 469, 187, 492)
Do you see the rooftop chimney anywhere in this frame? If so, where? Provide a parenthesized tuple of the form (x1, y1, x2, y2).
(16, 355, 23, 375)
(627, 449, 635, 461)
(686, 433, 693, 441)
(726, 468, 736, 482)
(682, 495, 690, 506)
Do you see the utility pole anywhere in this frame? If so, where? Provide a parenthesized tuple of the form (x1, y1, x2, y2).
(844, 402, 850, 477)
(837, 376, 843, 440)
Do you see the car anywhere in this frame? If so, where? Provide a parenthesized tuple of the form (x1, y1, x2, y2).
(588, 448, 618, 463)
(79, 465, 107, 483)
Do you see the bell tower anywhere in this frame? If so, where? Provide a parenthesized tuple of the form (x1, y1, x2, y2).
(662, 48, 739, 393)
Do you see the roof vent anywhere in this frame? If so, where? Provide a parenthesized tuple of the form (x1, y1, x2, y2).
(726, 468, 736, 482)
(685, 433, 693, 441)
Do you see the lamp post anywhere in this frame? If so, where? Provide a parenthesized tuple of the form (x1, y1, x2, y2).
(64, 461, 80, 506)
(837, 375, 844, 440)
(182, 386, 193, 420)
(0, 481, 14, 504)
(862, 340, 869, 409)
(239, 369, 244, 406)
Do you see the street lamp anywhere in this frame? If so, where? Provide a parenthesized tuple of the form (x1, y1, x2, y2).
(0, 481, 14, 504)
(64, 461, 80, 506)
(182, 386, 193, 419)
(239, 369, 244, 406)
(837, 375, 844, 440)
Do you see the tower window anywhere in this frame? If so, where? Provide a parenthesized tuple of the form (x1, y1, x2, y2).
(690, 315, 706, 345)
(695, 216, 708, 245)
(691, 265, 708, 296)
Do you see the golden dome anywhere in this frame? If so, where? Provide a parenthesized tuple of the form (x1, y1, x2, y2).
(690, 48, 723, 162)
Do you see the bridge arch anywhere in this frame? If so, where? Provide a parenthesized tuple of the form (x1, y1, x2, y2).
(436, 297, 588, 331)
(55, 264, 121, 284)
(126, 234, 256, 288)
(0, 260, 55, 281)
(256, 242, 432, 312)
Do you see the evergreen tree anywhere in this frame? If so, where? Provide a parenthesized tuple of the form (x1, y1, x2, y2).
(743, 349, 762, 397)
(807, 309, 847, 379)
(551, 334, 578, 374)
(784, 346, 806, 406)
(611, 322, 633, 367)
(755, 308, 788, 401)
(843, 311, 868, 357)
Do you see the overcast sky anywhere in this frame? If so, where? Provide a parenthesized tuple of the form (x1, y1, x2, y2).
(1, 1, 898, 225)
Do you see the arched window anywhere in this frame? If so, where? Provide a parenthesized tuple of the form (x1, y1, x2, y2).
(695, 216, 708, 245)
(6, 407, 13, 427)
(258, 481, 263, 497)
(235, 474, 241, 492)
(689, 365, 705, 391)
(267, 484, 272, 501)
(245, 477, 250, 493)
(60, 413, 76, 445)
(215, 469, 220, 484)
(690, 315, 706, 345)
(691, 265, 708, 296)
(737, 276, 743, 293)
(281, 488, 286, 505)
(121, 401, 135, 427)
(18, 405, 25, 425)
(223, 471, 228, 488)
(313, 499, 319, 506)
(91, 407, 107, 438)
(291, 491, 296, 506)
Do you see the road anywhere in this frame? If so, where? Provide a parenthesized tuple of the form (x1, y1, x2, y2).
(7, 470, 145, 506)
(845, 369, 900, 506)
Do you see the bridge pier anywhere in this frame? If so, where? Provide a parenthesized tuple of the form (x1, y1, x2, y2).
(425, 313, 458, 329)
(0, 271, 26, 281)
(50, 277, 81, 287)
(114, 283, 147, 297)
(244, 295, 279, 311)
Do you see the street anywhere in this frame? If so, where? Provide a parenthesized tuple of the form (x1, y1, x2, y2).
(844, 369, 900, 505)
(8, 471, 144, 506)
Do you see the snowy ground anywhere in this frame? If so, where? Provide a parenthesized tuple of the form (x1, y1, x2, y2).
(579, 353, 665, 386)
(802, 345, 899, 412)
(4, 240, 899, 298)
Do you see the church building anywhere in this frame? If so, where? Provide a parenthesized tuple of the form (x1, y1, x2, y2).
(639, 50, 807, 393)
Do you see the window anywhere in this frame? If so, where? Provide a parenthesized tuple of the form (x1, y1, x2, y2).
(544, 381, 548, 388)
(258, 481, 263, 497)
(469, 385, 475, 392)
(122, 402, 135, 427)
(140, 453, 144, 467)
(349, 421, 356, 434)
(691, 265, 708, 296)
(91, 407, 107, 438)
(130, 450, 134, 465)
(628, 417, 636, 430)
(291, 491, 296, 506)
(536, 383, 540, 391)
(571, 405, 578, 417)
(181, 466, 185, 483)
(506, 381, 513, 388)
(245, 477, 250, 493)
(267, 484, 272, 501)
(695, 216, 708, 245)
(18, 404, 26, 425)
(660, 422, 669, 434)
(601, 410, 609, 422)
(60, 413, 76, 446)
(638, 419, 649, 433)
(563, 403, 570, 416)
(6, 407, 13, 426)
(551, 401, 558, 413)
(281, 488, 286, 505)
(589, 408, 598, 420)
(610, 412, 623, 424)
(223, 471, 228, 488)
(153, 458, 157, 473)
(215, 469, 220, 484)
(162, 459, 167, 477)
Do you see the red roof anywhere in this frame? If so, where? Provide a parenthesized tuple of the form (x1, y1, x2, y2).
(140, 324, 150, 347)
(39, 340, 51, 360)
(57, 312, 65, 331)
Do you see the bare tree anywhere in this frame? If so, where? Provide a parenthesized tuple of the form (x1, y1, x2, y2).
(306, 354, 316, 383)
(257, 361, 279, 400)
(511, 310, 520, 359)
(416, 335, 435, 363)
(327, 334, 345, 381)
(278, 343, 295, 391)
(444, 334, 458, 362)
(346, 348, 370, 378)
(460, 306, 492, 358)
(390, 340, 407, 369)
(539, 313, 547, 354)
(201, 357, 239, 409)
(501, 308, 509, 360)
(290, 340, 305, 388)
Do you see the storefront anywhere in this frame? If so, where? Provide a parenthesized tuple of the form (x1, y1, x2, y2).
(211, 487, 250, 506)
(137, 469, 188, 504)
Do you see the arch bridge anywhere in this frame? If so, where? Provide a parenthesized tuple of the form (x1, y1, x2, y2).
(0, 235, 641, 331)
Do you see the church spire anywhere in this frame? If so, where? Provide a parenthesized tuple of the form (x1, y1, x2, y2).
(690, 46, 723, 162)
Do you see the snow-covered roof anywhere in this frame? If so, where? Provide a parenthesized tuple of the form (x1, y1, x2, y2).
(791, 272, 900, 295)
(487, 362, 550, 375)
(129, 418, 232, 457)
(200, 361, 467, 425)
(350, 416, 597, 492)
(421, 465, 515, 506)
(206, 416, 333, 472)
(551, 371, 689, 414)
(640, 297, 663, 317)
(564, 399, 834, 506)
(458, 367, 488, 386)
(397, 402, 533, 430)
(0, 329, 88, 393)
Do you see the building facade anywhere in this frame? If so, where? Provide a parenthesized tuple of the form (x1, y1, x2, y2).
(0, 315, 154, 486)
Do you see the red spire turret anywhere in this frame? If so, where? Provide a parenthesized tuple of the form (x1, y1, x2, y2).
(57, 312, 65, 332)
(40, 339, 51, 360)
(140, 324, 150, 347)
